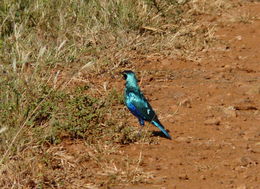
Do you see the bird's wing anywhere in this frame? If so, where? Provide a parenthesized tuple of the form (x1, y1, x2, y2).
(127, 91, 157, 122)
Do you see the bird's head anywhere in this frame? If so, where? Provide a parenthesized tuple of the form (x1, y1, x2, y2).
(122, 70, 139, 87)
(122, 70, 136, 80)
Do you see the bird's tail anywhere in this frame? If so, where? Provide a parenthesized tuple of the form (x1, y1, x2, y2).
(151, 120, 172, 140)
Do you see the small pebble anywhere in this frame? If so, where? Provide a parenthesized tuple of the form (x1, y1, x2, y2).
(204, 118, 221, 125)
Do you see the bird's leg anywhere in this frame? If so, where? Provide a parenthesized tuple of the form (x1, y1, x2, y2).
(138, 118, 145, 137)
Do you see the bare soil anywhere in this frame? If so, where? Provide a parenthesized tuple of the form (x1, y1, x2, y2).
(62, 2, 260, 189)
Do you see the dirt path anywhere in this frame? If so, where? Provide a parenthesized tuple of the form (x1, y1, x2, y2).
(119, 3, 260, 189)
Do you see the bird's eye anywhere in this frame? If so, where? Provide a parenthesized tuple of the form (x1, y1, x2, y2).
(123, 73, 127, 79)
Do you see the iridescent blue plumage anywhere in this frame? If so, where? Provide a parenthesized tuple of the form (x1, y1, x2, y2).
(122, 70, 172, 139)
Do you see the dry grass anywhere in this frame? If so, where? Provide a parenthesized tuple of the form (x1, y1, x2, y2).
(0, 141, 154, 188)
(0, 0, 243, 187)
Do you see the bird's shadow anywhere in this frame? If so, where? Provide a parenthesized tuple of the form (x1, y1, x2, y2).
(152, 130, 171, 139)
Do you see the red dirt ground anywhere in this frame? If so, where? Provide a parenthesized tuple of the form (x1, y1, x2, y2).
(61, 2, 260, 189)
(117, 3, 260, 189)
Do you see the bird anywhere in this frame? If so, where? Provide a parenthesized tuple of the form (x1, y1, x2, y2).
(122, 70, 172, 139)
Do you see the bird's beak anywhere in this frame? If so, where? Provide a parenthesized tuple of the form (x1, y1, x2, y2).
(121, 71, 127, 80)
